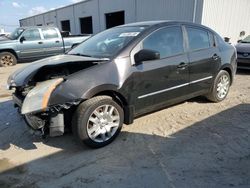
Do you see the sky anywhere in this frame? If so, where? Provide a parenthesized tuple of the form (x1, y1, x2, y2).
(0, 0, 83, 32)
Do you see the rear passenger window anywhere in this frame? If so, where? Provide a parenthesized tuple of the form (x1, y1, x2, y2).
(186, 27, 210, 51)
(42, 28, 59, 39)
(142, 26, 184, 59)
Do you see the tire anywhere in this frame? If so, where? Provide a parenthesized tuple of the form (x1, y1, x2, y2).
(72, 96, 124, 148)
(206, 70, 231, 102)
(0, 52, 17, 67)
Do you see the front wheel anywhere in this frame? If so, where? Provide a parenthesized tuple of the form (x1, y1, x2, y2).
(72, 96, 124, 148)
(206, 70, 231, 102)
(0, 52, 17, 67)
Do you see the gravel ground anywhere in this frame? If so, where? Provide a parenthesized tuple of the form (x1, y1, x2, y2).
(0, 64, 250, 188)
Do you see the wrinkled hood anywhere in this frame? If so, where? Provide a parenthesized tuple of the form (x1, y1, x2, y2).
(8, 54, 107, 87)
(235, 43, 250, 53)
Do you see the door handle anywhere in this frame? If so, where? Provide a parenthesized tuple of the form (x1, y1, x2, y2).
(177, 62, 188, 69)
(212, 54, 219, 60)
(38, 41, 43, 44)
(55, 40, 60, 43)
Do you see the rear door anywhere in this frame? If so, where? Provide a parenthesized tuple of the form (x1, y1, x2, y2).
(17, 28, 44, 59)
(41, 28, 64, 56)
(133, 26, 190, 115)
(184, 26, 220, 94)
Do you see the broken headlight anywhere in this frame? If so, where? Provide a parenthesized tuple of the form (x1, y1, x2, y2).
(21, 78, 64, 114)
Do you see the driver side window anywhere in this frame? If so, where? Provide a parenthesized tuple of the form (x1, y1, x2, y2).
(142, 26, 184, 59)
(22, 29, 41, 41)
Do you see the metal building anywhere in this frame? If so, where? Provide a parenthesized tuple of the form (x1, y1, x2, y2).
(19, 0, 250, 43)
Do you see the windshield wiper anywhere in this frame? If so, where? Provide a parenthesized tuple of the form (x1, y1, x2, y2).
(70, 53, 110, 61)
(70, 53, 93, 57)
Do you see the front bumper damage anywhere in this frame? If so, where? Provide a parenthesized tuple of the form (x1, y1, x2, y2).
(11, 79, 81, 138)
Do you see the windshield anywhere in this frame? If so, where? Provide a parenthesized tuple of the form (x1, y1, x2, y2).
(9, 28, 25, 40)
(241, 35, 250, 43)
(68, 26, 147, 58)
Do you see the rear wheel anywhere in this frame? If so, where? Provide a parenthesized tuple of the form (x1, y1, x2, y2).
(0, 52, 17, 67)
(206, 70, 231, 102)
(72, 96, 124, 148)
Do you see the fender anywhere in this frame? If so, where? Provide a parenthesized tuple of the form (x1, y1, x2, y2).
(48, 62, 121, 105)
(82, 84, 119, 99)
(0, 48, 18, 59)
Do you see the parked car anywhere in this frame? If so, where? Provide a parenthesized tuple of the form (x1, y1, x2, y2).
(235, 35, 250, 69)
(0, 26, 90, 67)
(0, 32, 10, 37)
(7, 21, 237, 148)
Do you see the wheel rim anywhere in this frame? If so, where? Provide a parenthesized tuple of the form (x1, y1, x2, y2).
(216, 74, 230, 99)
(87, 104, 120, 143)
(0, 55, 14, 66)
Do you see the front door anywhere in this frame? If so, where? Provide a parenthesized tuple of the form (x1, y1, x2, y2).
(17, 28, 45, 59)
(133, 26, 190, 115)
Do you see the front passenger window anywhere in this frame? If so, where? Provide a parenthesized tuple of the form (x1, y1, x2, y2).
(142, 26, 184, 59)
(22, 29, 41, 41)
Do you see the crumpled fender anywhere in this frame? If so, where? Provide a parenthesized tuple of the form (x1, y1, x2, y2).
(48, 61, 121, 106)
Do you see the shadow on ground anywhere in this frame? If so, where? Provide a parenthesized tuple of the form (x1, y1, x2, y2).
(0, 99, 249, 188)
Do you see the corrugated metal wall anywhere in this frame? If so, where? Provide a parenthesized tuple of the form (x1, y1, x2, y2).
(98, 0, 136, 30)
(56, 6, 76, 33)
(73, 0, 100, 34)
(202, 0, 250, 43)
(44, 11, 57, 26)
(19, 0, 198, 34)
(136, 0, 202, 23)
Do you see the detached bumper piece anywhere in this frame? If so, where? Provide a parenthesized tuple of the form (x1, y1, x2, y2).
(12, 93, 23, 108)
(12, 93, 65, 137)
(50, 112, 64, 137)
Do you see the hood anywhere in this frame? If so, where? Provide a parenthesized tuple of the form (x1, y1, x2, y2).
(0, 36, 8, 41)
(8, 54, 107, 87)
(235, 43, 250, 53)
(0, 37, 17, 44)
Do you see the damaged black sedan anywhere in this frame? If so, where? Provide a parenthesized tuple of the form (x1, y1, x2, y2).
(7, 21, 237, 148)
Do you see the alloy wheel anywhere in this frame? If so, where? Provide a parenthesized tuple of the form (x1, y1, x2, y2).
(0, 55, 14, 66)
(216, 74, 230, 99)
(87, 104, 120, 143)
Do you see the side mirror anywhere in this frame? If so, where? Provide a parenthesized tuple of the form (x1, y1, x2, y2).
(224, 37, 230, 43)
(237, 40, 242, 43)
(20, 36, 25, 43)
(134, 49, 160, 65)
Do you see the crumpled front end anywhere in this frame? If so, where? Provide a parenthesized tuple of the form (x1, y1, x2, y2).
(12, 77, 81, 137)
(7, 55, 105, 137)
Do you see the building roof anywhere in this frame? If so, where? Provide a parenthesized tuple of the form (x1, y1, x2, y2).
(20, 0, 90, 21)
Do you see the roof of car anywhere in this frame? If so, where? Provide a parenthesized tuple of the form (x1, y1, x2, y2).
(19, 26, 57, 30)
(121, 20, 167, 27)
(119, 20, 216, 34)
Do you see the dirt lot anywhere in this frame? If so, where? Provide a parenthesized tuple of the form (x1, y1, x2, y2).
(0, 64, 250, 188)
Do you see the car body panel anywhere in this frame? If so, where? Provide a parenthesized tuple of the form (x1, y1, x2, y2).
(8, 21, 237, 128)
(8, 54, 106, 87)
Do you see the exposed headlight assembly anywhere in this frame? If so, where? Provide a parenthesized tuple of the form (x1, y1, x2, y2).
(21, 78, 64, 115)
(6, 79, 16, 90)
